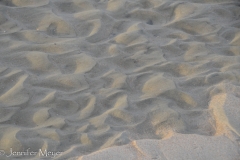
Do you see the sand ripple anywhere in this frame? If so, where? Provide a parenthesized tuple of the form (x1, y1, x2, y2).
(0, 0, 240, 159)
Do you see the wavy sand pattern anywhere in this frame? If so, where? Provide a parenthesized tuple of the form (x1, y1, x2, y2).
(0, 0, 240, 159)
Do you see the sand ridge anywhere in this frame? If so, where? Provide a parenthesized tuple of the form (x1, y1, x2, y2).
(0, 0, 240, 159)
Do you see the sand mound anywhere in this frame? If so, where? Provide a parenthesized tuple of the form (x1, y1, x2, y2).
(79, 133, 239, 160)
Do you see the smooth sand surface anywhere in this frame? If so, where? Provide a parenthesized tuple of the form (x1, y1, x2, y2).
(0, 0, 240, 159)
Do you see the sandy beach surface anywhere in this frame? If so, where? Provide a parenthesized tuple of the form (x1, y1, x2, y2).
(0, 0, 240, 159)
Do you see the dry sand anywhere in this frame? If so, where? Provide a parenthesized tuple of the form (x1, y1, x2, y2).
(0, 0, 240, 159)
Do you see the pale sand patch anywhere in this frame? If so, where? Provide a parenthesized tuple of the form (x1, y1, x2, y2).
(79, 133, 239, 160)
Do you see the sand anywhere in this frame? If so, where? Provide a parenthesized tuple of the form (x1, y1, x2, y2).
(0, 0, 240, 159)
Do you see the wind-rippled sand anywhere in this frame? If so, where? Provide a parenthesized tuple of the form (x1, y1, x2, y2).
(0, 0, 240, 159)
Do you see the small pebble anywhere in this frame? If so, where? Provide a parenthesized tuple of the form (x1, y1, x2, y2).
(146, 20, 153, 25)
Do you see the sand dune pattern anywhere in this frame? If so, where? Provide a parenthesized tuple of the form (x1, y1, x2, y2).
(0, 0, 240, 159)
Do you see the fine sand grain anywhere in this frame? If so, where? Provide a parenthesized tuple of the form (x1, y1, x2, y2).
(0, 0, 240, 159)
